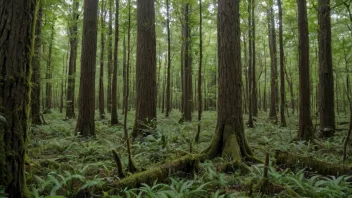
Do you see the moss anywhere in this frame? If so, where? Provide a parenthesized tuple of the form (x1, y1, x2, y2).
(222, 124, 241, 161)
(275, 150, 352, 176)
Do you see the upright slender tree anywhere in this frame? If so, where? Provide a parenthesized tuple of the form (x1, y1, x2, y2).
(66, 0, 79, 119)
(205, 0, 254, 161)
(132, 0, 157, 138)
(165, 0, 172, 117)
(107, 0, 113, 113)
(45, 22, 55, 113)
(0, 0, 37, 196)
(278, 0, 287, 126)
(318, 0, 335, 137)
(195, 0, 203, 142)
(247, 0, 254, 128)
(111, 0, 120, 125)
(99, 0, 106, 119)
(75, 0, 99, 137)
(268, 0, 278, 123)
(251, 0, 258, 117)
(297, 0, 313, 141)
(182, 3, 192, 122)
(32, 5, 44, 125)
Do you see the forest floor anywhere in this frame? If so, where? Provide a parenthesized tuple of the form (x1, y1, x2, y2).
(26, 109, 352, 198)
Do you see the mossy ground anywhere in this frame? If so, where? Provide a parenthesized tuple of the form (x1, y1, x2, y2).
(26, 109, 352, 197)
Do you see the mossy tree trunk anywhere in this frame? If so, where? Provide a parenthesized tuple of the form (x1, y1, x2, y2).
(132, 0, 157, 138)
(0, 0, 37, 196)
(111, 0, 120, 125)
(75, 0, 99, 137)
(204, 0, 254, 161)
(66, 0, 79, 119)
(32, 5, 44, 125)
(318, 0, 335, 137)
(107, 0, 113, 113)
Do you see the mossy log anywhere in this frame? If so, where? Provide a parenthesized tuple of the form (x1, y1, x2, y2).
(106, 154, 202, 193)
(275, 150, 352, 176)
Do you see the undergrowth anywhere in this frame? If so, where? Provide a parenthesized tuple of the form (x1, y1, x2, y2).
(23, 109, 352, 197)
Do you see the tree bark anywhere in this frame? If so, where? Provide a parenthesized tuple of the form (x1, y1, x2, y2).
(111, 0, 120, 125)
(278, 0, 287, 127)
(247, 0, 254, 128)
(165, 0, 172, 117)
(99, 0, 106, 119)
(251, 0, 258, 117)
(32, 6, 44, 125)
(268, 1, 278, 123)
(132, 0, 157, 138)
(195, 0, 203, 142)
(297, 0, 314, 141)
(107, 0, 113, 113)
(204, 0, 254, 161)
(0, 0, 37, 196)
(66, 0, 79, 119)
(182, 3, 193, 122)
(318, 0, 335, 137)
(75, 0, 99, 137)
(45, 22, 55, 113)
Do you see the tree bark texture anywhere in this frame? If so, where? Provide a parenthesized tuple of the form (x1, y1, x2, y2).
(318, 0, 335, 137)
(75, 0, 99, 137)
(0, 0, 37, 196)
(132, 0, 157, 138)
(111, 0, 120, 125)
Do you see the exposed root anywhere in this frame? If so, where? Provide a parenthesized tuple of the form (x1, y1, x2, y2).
(112, 150, 126, 178)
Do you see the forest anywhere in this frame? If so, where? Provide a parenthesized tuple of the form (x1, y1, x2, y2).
(1, 0, 352, 197)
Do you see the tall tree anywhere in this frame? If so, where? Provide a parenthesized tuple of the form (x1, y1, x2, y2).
(107, 0, 113, 113)
(205, 0, 254, 161)
(165, 0, 172, 117)
(111, 0, 120, 125)
(45, 22, 55, 113)
(195, 0, 203, 142)
(247, 0, 254, 128)
(297, 0, 313, 141)
(278, 0, 287, 126)
(75, 0, 99, 137)
(251, 0, 258, 117)
(0, 0, 37, 196)
(182, 3, 192, 121)
(32, 5, 44, 125)
(268, 0, 278, 123)
(318, 0, 335, 137)
(66, 0, 79, 119)
(99, 0, 106, 119)
(132, 0, 157, 138)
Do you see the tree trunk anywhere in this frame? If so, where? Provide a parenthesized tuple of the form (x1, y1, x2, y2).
(195, 0, 203, 142)
(132, 0, 157, 138)
(99, 0, 106, 119)
(278, 0, 287, 127)
(66, 0, 79, 119)
(263, 38, 267, 112)
(268, 2, 278, 123)
(32, 6, 44, 125)
(182, 3, 193, 122)
(251, 0, 258, 117)
(75, 0, 99, 137)
(297, 0, 314, 141)
(107, 0, 113, 113)
(318, 0, 335, 137)
(0, 0, 37, 196)
(111, 0, 120, 125)
(165, 0, 172, 117)
(204, 0, 254, 161)
(45, 22, 55, 113)
(247, 0, 254, 128)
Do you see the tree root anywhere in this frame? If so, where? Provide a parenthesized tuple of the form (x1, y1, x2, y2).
(275, 150, 352, 176)
(216, 160, 250, 173)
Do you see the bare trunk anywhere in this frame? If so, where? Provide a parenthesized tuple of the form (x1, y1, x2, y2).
(99, 0, 106, 119)
(111, 0, 120, 125)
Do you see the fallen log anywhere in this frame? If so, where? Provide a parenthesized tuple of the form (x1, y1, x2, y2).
(106, 154, 204, 193)
(275, 150, 352, 176)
